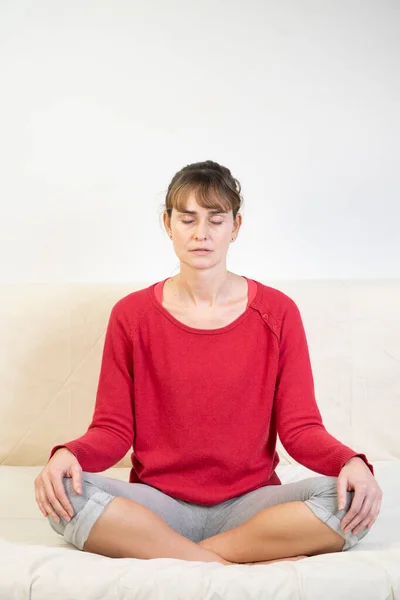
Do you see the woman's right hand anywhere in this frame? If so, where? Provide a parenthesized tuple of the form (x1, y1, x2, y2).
(34, 447, 83, 523)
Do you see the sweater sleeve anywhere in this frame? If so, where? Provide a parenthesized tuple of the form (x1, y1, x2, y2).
(47, 302, 135, 471)
(274, 298, 374, 477)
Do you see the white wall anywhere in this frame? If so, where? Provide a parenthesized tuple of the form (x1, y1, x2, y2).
(0, 0, 398, 283)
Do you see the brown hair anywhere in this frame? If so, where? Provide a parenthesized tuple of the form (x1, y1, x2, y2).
(161, 160, 244, 226)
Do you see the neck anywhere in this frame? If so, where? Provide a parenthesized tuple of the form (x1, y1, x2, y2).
(171, 269, 235, 308)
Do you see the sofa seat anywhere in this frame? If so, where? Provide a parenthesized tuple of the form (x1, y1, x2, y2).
(1, 460, 400, 600)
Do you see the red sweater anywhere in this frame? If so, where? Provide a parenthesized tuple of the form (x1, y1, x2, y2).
(49, 276, 374, 505)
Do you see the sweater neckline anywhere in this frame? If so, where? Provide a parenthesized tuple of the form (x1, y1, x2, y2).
(150, 275, 260, 335)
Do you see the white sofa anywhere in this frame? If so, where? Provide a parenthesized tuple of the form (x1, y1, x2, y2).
(1, 279, 399, 599)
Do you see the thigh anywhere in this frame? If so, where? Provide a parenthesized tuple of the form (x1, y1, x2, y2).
(63, 471, 208, 543)
(203, 476, 339, 538)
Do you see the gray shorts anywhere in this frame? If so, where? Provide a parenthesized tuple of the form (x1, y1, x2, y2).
(48, 472, 370, 553)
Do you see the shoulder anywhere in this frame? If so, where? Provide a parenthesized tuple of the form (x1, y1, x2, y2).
(109, 283, 156, 332)
(254, 280, 300, 317)
(249, 279, 305, 340)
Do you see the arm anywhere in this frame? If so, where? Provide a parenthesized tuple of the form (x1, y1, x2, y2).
(274, 298, 374, 477)
(48, 302, 135, 472)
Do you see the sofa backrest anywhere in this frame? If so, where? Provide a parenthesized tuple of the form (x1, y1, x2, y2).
(1, 279, 399, 467)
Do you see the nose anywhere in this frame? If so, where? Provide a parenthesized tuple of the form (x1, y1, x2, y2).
(194, 223, 210, 239)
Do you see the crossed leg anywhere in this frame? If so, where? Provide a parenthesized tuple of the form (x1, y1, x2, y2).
(198, 500, 345, 565)
(53, 473, 356, 566)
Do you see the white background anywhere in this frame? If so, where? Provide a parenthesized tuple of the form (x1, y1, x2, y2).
(0, 0, 398, 283)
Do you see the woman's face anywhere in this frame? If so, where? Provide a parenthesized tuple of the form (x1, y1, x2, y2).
(165, 191, 241, 269)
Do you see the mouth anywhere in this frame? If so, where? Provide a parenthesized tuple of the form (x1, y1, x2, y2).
(190, 249, 212, 253)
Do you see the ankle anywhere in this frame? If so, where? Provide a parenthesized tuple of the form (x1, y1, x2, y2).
(196, 542, 233, 565)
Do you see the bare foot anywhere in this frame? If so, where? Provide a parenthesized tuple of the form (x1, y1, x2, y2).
(242, 555, 308, 566)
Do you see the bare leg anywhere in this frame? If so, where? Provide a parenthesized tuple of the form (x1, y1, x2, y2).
(240, 555, 309, 566)
(198, 501, 345, 564)
(82, 496, 233, 564)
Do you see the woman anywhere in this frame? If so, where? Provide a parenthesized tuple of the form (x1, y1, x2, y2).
(35, 160, 382, 566)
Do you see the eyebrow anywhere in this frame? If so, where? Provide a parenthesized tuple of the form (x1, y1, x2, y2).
(179, 210, 227, 215)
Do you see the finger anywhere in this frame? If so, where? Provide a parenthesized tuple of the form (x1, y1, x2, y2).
(366, 497, 382, 530)
(358, 497, 381, 534)
(42, 473, 71, 522)
(73, 473, 82, 495)
(34, 484, 49, 518)
(336, 478, 347, 511)
(39, 476, 61, 522)
(343, 496, 372, 534)
(37, 481, 59, 521)
(40, 490, 61, 523)
(353, 498, 378, 534)
(340, 486, 367, 531)
(69, 467, 83, 498)
(53, 476, 76, 519)
(367, 513, 379, 530)
(343, 496, 374, 534)
(36, 496, 49, 518)
(47, 477, 74, 522)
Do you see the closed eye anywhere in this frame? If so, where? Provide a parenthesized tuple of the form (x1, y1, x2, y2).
(182, 220, 223, 225)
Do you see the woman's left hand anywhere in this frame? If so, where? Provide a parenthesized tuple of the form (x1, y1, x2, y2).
(337, 457, 383, 535)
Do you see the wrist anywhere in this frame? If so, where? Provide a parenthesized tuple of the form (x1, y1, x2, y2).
(56, 447, 74, 457)
(344, 456, 364, 467)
